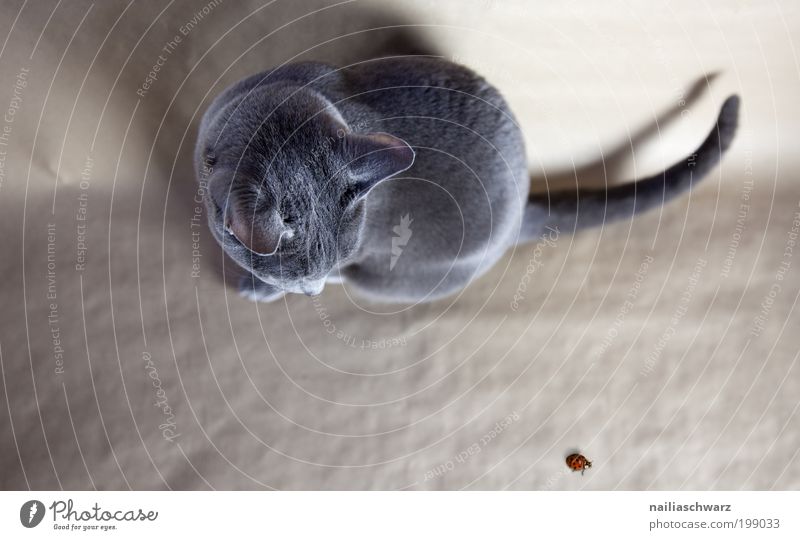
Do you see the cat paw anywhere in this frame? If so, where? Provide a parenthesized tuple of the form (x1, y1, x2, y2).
(325, 268, 345, 284)
(238, 274, 285, 303)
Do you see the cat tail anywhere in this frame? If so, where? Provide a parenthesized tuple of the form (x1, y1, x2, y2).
(520, 95, 739, 242)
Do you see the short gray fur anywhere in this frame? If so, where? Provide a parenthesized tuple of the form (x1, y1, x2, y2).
(195, 57, 739, 303)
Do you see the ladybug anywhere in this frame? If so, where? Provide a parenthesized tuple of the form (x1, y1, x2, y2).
(566, 453, 592, 475)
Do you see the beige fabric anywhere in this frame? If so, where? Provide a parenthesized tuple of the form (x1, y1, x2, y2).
(1, 0, 798, 490)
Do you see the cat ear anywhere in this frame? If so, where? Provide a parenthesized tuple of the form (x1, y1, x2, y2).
(225, 205, 291, 256)
(343, 132, 415, 198)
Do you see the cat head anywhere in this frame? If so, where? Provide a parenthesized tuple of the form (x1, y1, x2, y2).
(196, 83, 414, 296)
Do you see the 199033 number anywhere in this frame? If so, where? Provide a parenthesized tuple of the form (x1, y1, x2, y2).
(739, 518, 780, 528)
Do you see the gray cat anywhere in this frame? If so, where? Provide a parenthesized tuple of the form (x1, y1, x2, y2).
(195, 58, 738, 303)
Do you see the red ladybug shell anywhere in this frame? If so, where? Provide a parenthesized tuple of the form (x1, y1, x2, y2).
(566, 453, 592, 474)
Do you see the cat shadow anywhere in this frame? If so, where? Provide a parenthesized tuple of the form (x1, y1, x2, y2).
(529, 73, 719, 195)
